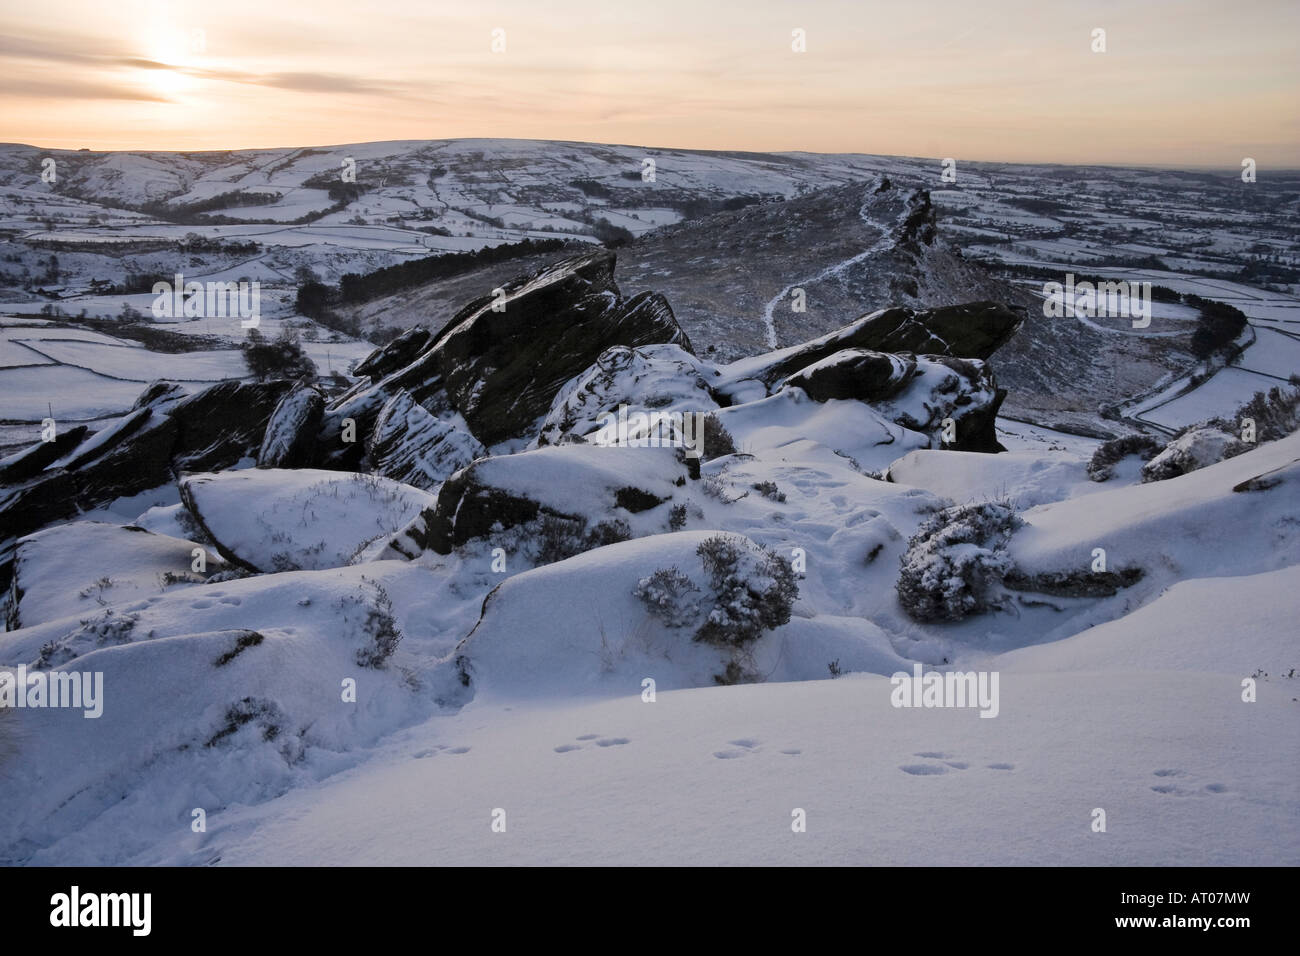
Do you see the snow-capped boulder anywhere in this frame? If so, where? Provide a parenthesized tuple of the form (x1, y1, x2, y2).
(5, 521, 228, 630)
(367, 390, 484, 491)
(718, 301, 1024, 399)
(257, 384, 325, 469)
(178, 469, 435, 572)
(870, 355, 1006, 452)
(1006, 430, 1300, 597)
(1141, 427, 1247, 482)
(390, 444, 692, 557)
(439, 530, 902, 700)
(780, 348, 916, 403)
(0, 379, 293, 560)
(535, 344, 720, 448)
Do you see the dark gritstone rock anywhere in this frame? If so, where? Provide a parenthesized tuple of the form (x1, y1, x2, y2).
(432, 250, 691, 445)
(351, 326, 432, 379)
(258, 384, 325, 469)
(366, 389, 484, 491)
(168, 380, 294, 473)
(0, 425, 89, 484)
(781, 349, 916, 403)
(0, 379, 293, 576)
(1004, 566, 1144, 598)
(421, 475, 555, 555)
(739, 301, 1023, 391)
(312, 250, 693, 456)
(388, 445, 690, 556)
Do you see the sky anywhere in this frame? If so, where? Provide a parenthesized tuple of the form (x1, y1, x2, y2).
(2, 0, 1298, 167)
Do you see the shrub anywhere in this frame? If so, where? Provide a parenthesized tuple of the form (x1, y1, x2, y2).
(1087, 434, 1163, 481)
(897, 502, 1021, 622)
(694, 535, 798, 647)
(702, 413, 737, 460)
(1207, 381, 1300, 444)
(634, 535, 798, 651)
(342, 580, 403, 668)
(752, 480, 786, 502)
(634, 567, 701, 628)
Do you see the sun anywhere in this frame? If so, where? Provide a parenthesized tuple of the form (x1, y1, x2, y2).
(139, 26, 199, 98)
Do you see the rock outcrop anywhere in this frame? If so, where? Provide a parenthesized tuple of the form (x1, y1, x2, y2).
(0, 379, 291, 586)
(312, 250, 695, 468)
(258, 384, 325, 469)
(367, 390, 485, 491)
(385, 444, 692, 557)
(719, 301, 1024, 401)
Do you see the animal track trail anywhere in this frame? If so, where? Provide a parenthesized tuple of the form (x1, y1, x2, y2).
(1149, 770, 1227, 796)
(712, 737, 800, 759)
(900, 752, 1016, 776)
(553, 734, 630, 753)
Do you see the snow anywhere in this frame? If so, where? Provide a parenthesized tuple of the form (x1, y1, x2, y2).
(887, 448, 1097, 509)
(8, 522, 225, 629)
(179, 470, 435, 572)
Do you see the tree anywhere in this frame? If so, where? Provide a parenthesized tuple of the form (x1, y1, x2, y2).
(242, 327, 317, 381)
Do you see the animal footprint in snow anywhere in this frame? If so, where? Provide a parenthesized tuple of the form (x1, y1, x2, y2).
(554, 744, 582, 753)
(903, 753, 1008, 775)
(595, 737, 629, 747)
(445, 746, 471, 755)
(713, 738, 762, 759)
(575, 734, 599, 741)
(1149, 770, 1227, 796)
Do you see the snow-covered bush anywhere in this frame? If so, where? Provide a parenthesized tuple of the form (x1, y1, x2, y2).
(338, 580, 403, 668)
(1208, 380, 1300, 443)
(1087, 434, 1162, 481)
(634, 567, 701, 628)
(896, 502, 1021, 622)
(634, 534, 798, 648)
(694, 535, 798, 647)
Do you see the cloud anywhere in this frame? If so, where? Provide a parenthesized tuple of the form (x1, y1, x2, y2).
(3, 76, 171, 102)
(0, 29, 401, 100)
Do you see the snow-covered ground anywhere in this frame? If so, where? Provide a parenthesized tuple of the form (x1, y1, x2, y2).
(2, 390, 1296, 865)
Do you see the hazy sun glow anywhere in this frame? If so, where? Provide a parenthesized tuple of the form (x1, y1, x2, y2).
(1, 0, 1297, 166)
